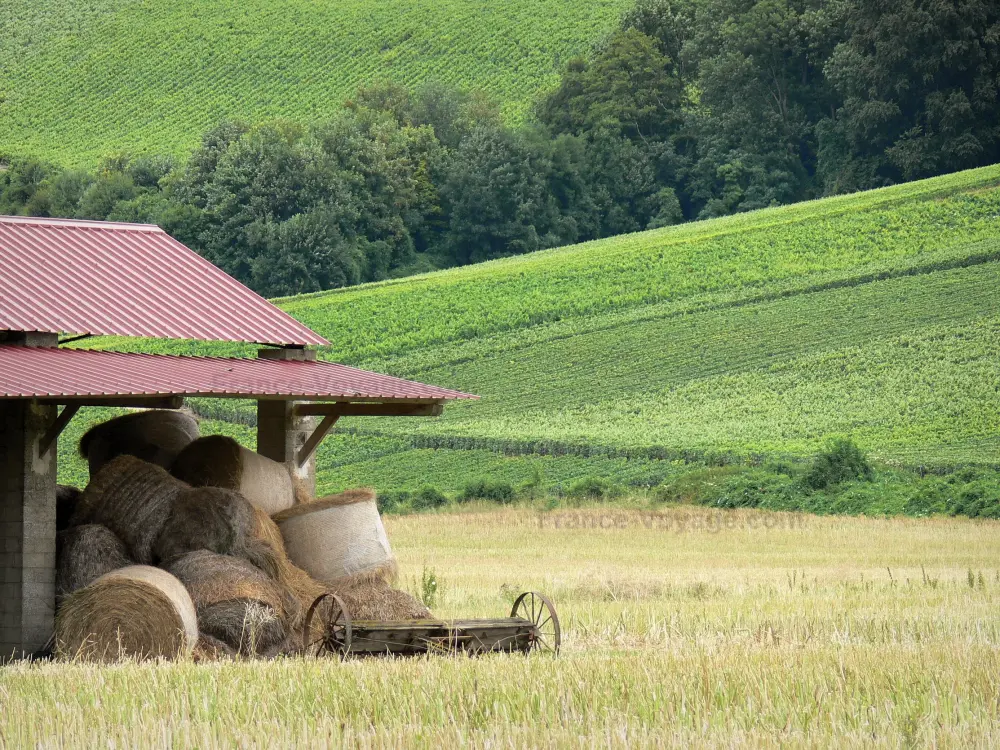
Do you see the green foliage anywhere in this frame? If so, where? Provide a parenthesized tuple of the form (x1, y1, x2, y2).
(458, 478, 516, 504)
(0, 0, 632, 165)
(646, 460, 1000, 520)
(822, 0, 1000, 188)
(566, 476, 621, 500)
(538, 28, 685, 141)
(538, 0, 1000, 216)
(699, 470, 798, 510)
(803, 438, 874, 490)
(652, 466, 748, 504)
(440, 126, 560, 264)
(412, 486, 450, 511)
(947, 481, 1000, 520)
(55, 167, 1000, 523)
(417, 567, 440, 608)
(375, 485, 449, 513)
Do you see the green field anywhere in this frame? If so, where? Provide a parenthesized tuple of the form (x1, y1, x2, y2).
(0, 0, 629, 165)
(60, 165, 1000, 497)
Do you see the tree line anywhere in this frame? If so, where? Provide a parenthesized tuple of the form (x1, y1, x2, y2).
(2, 0, 998, 298)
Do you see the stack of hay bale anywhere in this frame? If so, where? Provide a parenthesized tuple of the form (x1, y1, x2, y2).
(54, 412, 427, 663)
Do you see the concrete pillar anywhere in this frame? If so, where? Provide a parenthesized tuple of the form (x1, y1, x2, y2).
(0, 331, 59, 660)
(256, 348, 318, 498)
(0, 399, 57, 660)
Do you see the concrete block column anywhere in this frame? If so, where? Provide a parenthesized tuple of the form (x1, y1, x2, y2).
(0, 399, 57, 659)
(257, 348, 318, 498)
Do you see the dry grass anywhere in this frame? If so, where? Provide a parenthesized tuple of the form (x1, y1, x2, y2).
(3, 507, 999, 748)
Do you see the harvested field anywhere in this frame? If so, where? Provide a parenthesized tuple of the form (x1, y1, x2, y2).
(4, 507, 999, 747)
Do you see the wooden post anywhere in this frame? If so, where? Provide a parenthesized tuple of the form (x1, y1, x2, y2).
(256, 348, 318, 498)
(0, 332, 58, 660)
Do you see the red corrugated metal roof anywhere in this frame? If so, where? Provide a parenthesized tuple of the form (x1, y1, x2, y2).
(0, 216, 328, 346)
(0, 346, 476, 402)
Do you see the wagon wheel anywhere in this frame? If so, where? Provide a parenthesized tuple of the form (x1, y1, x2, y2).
(302, 593, 352, 657)
(511, 591, 561, 654)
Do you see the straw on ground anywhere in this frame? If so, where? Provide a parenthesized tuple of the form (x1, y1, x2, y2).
(4, 506, 998, 748)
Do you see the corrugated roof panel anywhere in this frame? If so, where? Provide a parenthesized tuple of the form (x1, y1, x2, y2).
(0, 346, 476, 401)
(0, 216, 329, 346)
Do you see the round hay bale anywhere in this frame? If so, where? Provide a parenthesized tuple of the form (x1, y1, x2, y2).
(251, 508, 328, 627)
(80, 410, 200, 478)
(171, 435, 297, 516)
(71, 456, 188, 564)
(56, 485, 81, 532)
(54, 565, 197, 662)
(272, 488, 396, 586)
(165, 550, 298, 657)
(56, 524, 133, 602)
(152, 486, 278, 576)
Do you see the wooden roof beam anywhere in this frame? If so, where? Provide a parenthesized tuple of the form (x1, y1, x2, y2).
(36, 396, 185, 409)
(294, 402, 444, 418)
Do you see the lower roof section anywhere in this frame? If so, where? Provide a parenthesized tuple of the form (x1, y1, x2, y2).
(0, 346, 476, 402)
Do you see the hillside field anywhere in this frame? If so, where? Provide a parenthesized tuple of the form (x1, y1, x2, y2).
(0, 0, 629, 165)
(3, 508, 999, 746)
(59, 164, 1000, 500)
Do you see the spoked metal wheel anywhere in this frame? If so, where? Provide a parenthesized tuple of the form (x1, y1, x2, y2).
(511, 591, 561, 654)
(302, 593, 353, 657)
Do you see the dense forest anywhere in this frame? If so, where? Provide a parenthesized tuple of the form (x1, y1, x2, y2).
(2, 0, 998, 297)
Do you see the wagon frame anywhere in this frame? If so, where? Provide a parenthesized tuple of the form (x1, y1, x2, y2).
(303, 591, 561, 657)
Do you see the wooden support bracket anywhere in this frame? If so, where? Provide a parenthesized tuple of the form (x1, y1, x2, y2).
(297, 413, 340, 467)
(39, 404, 80, 456)
(294, 402, 444, 418)
(293, 401, 444, 467)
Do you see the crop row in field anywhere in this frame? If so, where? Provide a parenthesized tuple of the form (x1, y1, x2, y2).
(325, 258, 1000, 479)
(0, 0, 629, 164)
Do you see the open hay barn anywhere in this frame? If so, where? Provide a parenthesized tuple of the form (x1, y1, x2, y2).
(0, 215, 475, 659)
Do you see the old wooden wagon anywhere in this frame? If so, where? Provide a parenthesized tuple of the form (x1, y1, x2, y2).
(303, 591, 561, 657)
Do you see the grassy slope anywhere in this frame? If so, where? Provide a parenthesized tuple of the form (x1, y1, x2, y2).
(4, 509, 1000, 746)
(0, 0, 629, 165)
(64, 165, 1000, 493)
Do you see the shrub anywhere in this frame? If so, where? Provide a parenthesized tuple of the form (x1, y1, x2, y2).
(518, 464, 546, 500)
(710, 470, 797, 509)
(377, 491, 409, 514)
(902, 482, 950, 517)
(803, 438, 874, 490)
(458, 478, 516, 504)
(411, 485, 449, 510)
(652, 467, 745, 504)
(566, 476, 619, 500)
(949, 480, 1000, 519)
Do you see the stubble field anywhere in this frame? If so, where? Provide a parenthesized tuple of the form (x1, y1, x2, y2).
(2, 507, 998, 748)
